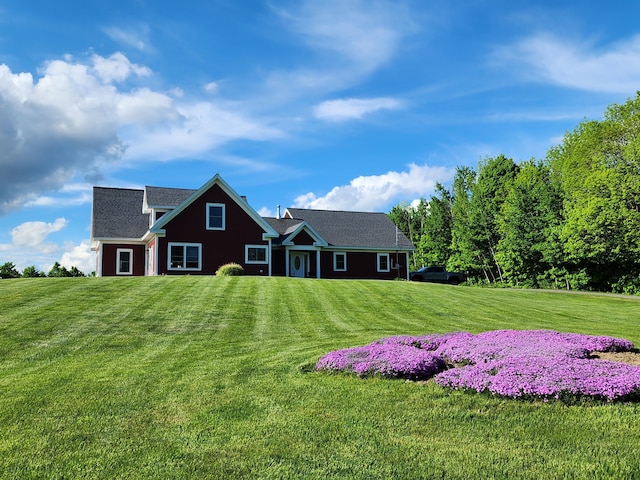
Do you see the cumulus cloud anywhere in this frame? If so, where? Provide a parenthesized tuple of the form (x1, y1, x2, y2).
(294, 163, 454, 211)
(313, 97, 403, 122)
(0, 52, 281, 213)
(0, 218, 95, 273)
(11, 217, 68, 248)
(494, 33, 640, 94)
(0, 54, 160, 213)
(60, 240, 96, 274)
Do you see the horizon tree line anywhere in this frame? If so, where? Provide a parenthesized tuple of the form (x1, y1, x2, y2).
(389, 92, 640, 294)
(0, 261, 88, 279)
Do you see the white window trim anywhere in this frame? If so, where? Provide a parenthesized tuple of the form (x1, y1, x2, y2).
(206, 203, 226, 231)
(167, 242, 202, 271)
(245, 245, 269, 264)
(116, 248, 134, 275)
(333, 252, 347, 272)
(377, 253, 390, 272)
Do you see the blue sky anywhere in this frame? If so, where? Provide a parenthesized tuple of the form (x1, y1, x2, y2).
(1, 0, 640, 274)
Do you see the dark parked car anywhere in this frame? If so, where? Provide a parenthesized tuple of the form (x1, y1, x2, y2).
(409, 266, 465, 284)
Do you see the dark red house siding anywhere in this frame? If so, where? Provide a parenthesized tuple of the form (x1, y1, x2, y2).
(320, 251, 407, 280)
(101, 244, 146, 276)
(289, 230, 315, 245)
(271, 249, 286, 276)
(156, 184, 270, 275)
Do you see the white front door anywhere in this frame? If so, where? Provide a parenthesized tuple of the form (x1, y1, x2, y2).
(290, 252, 306, 278)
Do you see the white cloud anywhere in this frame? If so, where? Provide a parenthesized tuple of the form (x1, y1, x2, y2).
(294, 163, 454, 211)
(204, 81, 219, 94)
(0, 52, 282, 212)
(11, 218, 68, 249)
(0, 218, 95, 274)
(494, 33, 640, 94)
(267, 0, 414, 97)
(122, 101, 283, 161)
(103, 25, 150, 52)
(257, 206, 274, 217)
(0, 55, 145, 212)
(60, 241, 96, 274)
(24, 192, 92, 208)
(313, 97, 403, 122)
(285, 0, 406, 71)
(91, 52, 151, 83)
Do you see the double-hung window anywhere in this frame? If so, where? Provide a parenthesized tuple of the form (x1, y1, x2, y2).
(206, 203, 225, 230)
(377, 253, 390, 272)
(245, 245, 268, 264)
(168, 243, 202, 271)
(333, 252, 347, 271)
(116, 248, 133, 275)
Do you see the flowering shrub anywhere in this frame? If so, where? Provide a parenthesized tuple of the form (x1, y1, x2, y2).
(315, 341, 446, 380)
(315, 329, 640, 401)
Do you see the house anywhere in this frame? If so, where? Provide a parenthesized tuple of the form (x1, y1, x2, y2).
(91, 174, 414, 279)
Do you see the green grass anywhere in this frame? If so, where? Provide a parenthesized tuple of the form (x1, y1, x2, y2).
(1, 277, 640, 479)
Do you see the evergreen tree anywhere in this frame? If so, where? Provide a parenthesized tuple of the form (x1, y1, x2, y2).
(0, 262, 20, 279)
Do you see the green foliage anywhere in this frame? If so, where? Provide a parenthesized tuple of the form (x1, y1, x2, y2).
(389, 92, 640, 293)
(21, 265, 45, 278)
(47, 262, 85, 277)
(215, 262, 244, 276)
(448, 166, 479, 274)
(496, 160, 564, 288)
(388, 200, 428, 269)
(468, 154, 519, 282)
(550, 92, 640, 290)
(1, 277, 640, 478)
(0, 262, 20, 279)
(418, 184, 453, 267)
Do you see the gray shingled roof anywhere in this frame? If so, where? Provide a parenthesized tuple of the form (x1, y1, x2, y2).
(273, 208, 414, 249)
(92, 185, 414, 250)
(145, 186, 196, 208)
(92, 187, 149, 239)
(263, 217, 305, 245)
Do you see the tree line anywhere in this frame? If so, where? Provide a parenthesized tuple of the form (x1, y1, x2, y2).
(0, 261, 87, 279)
(389, 92, 640, 294)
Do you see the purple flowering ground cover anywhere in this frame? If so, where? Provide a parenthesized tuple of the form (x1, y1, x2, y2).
(315, 329, 640, 401)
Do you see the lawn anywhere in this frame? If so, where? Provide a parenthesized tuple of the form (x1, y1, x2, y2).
(1, 276, 640, 479)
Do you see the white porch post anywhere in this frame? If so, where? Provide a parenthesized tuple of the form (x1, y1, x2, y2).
(405, 252, 410, 280)
(285, 246, 290, 277)
(316, 248, 321, 279)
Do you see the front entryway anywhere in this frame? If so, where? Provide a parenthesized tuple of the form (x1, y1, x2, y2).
(290, 252, 306, 278)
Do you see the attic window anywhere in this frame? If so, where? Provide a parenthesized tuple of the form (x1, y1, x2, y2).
(206, 203, 225, 230)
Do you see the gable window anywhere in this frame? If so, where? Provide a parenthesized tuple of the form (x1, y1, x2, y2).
(206, 203, 225, 230)
(116, 248, 133, 275)
(333, 252, 347, 271)
(377, 253, 390, 272)
(168, 243, 202, 271)
(246, 245, 268, 264)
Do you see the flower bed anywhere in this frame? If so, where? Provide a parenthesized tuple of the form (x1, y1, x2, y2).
(315, 330, 640, 401)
